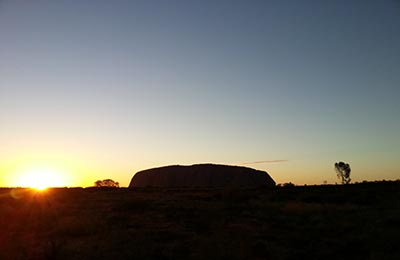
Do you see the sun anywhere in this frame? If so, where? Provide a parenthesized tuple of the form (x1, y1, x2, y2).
(17, 168, 67, 190)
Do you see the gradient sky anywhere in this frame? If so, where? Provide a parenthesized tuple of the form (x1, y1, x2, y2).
(1, 0, 399, 187)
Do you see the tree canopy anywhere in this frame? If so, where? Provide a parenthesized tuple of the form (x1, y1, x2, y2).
(335, 162, 351, 184)
(94, 179, 119, 188)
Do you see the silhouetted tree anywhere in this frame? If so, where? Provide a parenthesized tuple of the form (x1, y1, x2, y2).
(282, 182, 295, 187)
(94, 179, 119, 188)
(334, 162, 351, 184)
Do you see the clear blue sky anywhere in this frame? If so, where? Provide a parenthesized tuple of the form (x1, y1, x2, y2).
(1, 0, 399, 187)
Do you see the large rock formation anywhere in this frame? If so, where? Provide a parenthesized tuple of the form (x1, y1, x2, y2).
(129, 164, 275, 188)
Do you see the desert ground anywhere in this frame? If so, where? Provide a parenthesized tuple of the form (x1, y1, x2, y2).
(1, 181, 399, 259)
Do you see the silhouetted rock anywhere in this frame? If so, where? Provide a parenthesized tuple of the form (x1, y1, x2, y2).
(129, 164, 275, 188)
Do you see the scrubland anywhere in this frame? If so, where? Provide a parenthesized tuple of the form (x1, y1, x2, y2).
(0, 181, 399, 259)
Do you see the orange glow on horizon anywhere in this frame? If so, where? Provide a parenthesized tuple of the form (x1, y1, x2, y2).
(13, 167, 69, 189)
(0, 154, 100, 188)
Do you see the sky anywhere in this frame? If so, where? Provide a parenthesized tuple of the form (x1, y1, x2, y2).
(1, 0, 399, 187)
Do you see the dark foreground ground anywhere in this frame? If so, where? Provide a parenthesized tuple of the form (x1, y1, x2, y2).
(0, 181, 399, 260)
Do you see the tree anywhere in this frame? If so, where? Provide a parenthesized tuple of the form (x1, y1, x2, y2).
(334, 161, 351, 184)
(94, 179, 119, 188)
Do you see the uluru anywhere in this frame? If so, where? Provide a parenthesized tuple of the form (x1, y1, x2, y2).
(129, 164, 275, 188)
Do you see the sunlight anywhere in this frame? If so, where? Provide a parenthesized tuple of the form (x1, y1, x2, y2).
(16, 168, 67, 190)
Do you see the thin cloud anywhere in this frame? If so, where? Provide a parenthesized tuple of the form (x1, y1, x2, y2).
(241, 160, 288, 165)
